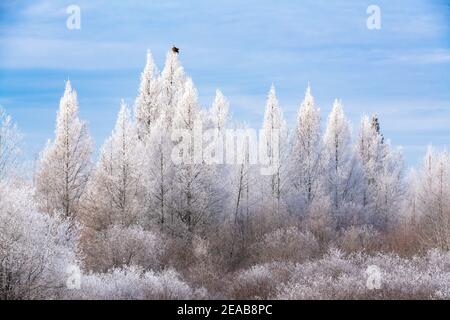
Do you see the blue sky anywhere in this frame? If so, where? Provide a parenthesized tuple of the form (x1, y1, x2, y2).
(0, 0, 449, 166)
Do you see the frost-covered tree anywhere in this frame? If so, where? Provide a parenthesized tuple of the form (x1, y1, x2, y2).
(207, 89, 230, 166)
(159, 49, 186, 126)
(229, 125, 259, 228)
(413, 147, 450, 250)
(171, 79, 220, 235)
(289, 84, 323, 213)
(0, 106, 21, 180)
(209, 89, 229, 133)
(357, 115, 382, 209)
(261, 85, 288, 213)
(226, 123, 262, 267)
(143, 112, 175, 230)
(35, 81, 92, 218)
(205, 89, 230, 212)
(134, 50, 161, 139)
(0, 182, 79, 299)
(374, 144, 404, 228)
(323, 100, 363, 226)
(371, 115, 384, 143)
(357, 115, 404, 228)
(83, 100, 143, 229)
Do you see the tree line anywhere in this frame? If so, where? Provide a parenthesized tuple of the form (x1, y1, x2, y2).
(1, 49, 449, 299)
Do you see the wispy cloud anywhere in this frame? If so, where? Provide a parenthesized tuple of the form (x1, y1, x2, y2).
(384, 50, 450, 65)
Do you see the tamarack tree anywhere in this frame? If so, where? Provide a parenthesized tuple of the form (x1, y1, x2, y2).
(35, 81, 92, 219)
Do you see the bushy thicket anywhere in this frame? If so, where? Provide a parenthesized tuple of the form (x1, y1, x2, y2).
(0, 182, 79, 299)
(273, 249, 450, 300)
(2, 177, 450, 299)
(72, 266, 206, 300)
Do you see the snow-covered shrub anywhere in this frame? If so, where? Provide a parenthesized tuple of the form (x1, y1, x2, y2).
(365, 250, 450, 299)
(305, 196, 336, 248)
(275, 249, 365, 299)
(229, 248, 450, 300)
(84, 225, 165, 272)
(77, 266, 205, 300)
(339, 225, 382, 253)
(255, 227, 320, 263)
(275, 249, 450, 300)
(229, 262, 295, 299)
(230, 264, 277, 300)
(230, 249, 362, 300)
(0, 183, 79, 299)
(185, 236, 230, 299)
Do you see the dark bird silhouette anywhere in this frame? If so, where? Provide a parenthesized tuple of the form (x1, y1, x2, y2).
(172, 46, 179, 54)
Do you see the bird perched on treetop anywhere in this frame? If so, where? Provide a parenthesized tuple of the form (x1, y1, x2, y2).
(172, 46, 179, 54)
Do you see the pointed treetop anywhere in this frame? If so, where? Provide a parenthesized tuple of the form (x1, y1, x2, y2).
(146, 49, 154, 65)
(301, 82, 316, 110)
(65, 79, 72, 94)
(372, 114, 384, 143)
(166, 47, 180, 60)
(371, 113, 379, 128)
(304, 82, 314, 103)
(114, 99, 132, 135)
(143, 49, 156, 76)
(177, 77, 198, 111)
(162, 47, 184, 78)
(211, 89, 230, 131)
(269, 83, 276, 97)
(180, 78, 199, 108)
(266, 83, 279, 108)
(294, 81, 320, 146)
(327, 99, 348, 131)
(333, 98, 343, 111)
(173, 77, 200, 129)
(263, 82, 286, 134)
(214, 88, 224, 100)
(120, 98, 127, 110)
(212, 89, 229, 112)
(306, 81, 311, 96)
(60, 79, 77, 110)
